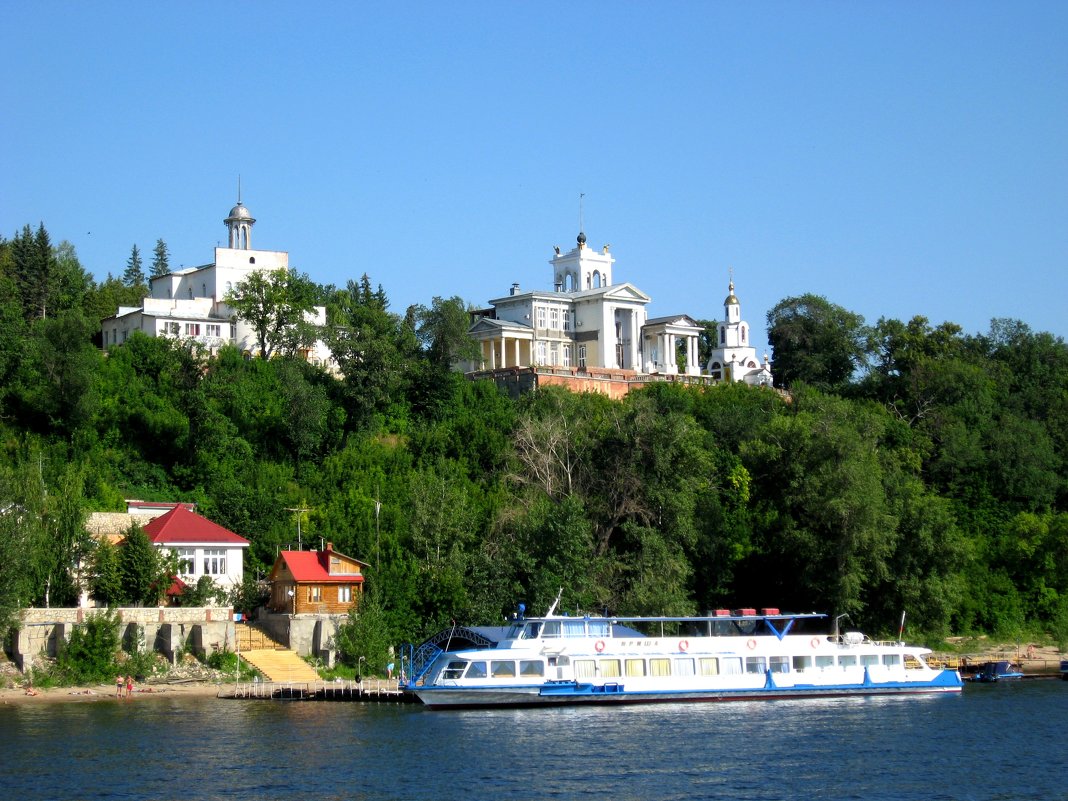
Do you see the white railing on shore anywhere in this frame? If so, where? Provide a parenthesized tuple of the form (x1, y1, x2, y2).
(219, 677, 403, 699)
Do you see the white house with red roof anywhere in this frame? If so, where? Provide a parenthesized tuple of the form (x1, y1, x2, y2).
(268, 543, 366, 615)
(142, 505, 250, 592)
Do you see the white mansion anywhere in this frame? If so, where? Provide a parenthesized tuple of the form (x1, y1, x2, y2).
(466, 232, 772, 390)
(101, 200, 334, 369)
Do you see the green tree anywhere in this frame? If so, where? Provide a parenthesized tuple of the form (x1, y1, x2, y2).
(412, 295, 480, 370)
(57, 610, 120, 684)
(225, 268, 319, 360)
(151, 238, 170, 277)
(89, 538, 123, 607)
(118, 524, 173, 606)
(767, 294, 869, 392)
(123, 244, 145, 287)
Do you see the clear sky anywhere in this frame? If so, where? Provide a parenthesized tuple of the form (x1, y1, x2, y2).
(3, 2, 1066, 354)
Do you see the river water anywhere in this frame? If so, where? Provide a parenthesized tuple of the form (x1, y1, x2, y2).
(2, 680, 1066, 801)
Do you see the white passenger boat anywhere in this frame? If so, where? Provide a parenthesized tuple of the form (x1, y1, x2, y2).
(403, 599, 963, 709)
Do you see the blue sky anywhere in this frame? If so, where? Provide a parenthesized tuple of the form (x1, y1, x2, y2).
(3, 2, 1066, 353)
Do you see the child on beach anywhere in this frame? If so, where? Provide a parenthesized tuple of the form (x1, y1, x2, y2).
(125, 675, 133, 698)
(116, 675, 124, 697)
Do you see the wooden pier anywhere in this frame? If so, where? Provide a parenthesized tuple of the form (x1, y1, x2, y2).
(218, 677, 415, 703)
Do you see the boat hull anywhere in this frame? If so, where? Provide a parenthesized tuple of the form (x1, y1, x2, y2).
(413, 671, 963, 709)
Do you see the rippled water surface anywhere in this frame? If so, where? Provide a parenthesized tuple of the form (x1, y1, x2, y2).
(2, 681, 1067, 800)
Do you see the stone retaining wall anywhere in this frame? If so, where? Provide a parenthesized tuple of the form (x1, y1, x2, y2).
(8, 607, 235, 671)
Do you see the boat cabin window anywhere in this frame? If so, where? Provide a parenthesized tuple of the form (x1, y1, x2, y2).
(675, 658, 695, 676)
(649, 658, 671, 677)
(838, 655, 857, 668)
(442, 660, 468, 680)
(861, 654, 880, 667)
(588, 621, 611, 638)
(792, 655, 812, 671)
(816, 655, 835, 669)
(600, 659, 622, 677)
(626, 659, 646, 677)
(563, 620, 586, 638)
(541, 621, 561, 638)
(522, 622, 542, 639)
(465, 662, 488, 679)
(519, 660, 544, 677)
(769, 656, 790, 673)
(882, 654, 901, 667)
(699, 657, 719, 676)
(491, 660, 516, 678)
(575, 660, 596, 679)
(721, 657, 743, 675)
(745, 657, 766, 674)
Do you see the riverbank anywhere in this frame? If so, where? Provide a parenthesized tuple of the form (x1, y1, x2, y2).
(0, 680, 223, 706)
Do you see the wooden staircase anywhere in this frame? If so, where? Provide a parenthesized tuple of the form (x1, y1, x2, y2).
(236, 622, 320, 683)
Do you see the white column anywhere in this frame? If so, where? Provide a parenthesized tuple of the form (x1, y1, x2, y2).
(514, 338, 520, 367)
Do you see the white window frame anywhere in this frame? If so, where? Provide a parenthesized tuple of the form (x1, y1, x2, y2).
(203, 548, 226, 576)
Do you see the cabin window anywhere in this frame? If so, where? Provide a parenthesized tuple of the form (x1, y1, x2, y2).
(574, 660, 596, 679)
(491, 661, 516, 678)
(338, 586, 352, 603)
(769, 656, 790, 673)
(599, 659, 621, 678)
(541, 621, 561, 638)
(563, 620, 585, 638)
(838, 655, 858, 668)
(699, 658, 719, 676)
(522, 622, 541, 639)
(721, 657, 743, 675)
(519, 660, 544, 677)
(792, 655, 812, 672)
(674, 658, 695, 676)
(882, 654, 901, 667)
(625, 659, 646, 677)
(587, 621, 610, 638)
(745, 657, 766, 674)
(861, 654, 880, 667)
(816, 655, 835, 669)
(464, 662, 488, 679)
(442, 661, 467, 681)
(649, 658, 671, 677)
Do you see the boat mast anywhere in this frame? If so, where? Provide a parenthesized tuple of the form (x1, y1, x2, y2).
(545, 588, 564, 617)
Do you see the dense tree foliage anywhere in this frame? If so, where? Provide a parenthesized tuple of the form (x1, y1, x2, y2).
(2, 222, 1067, 672)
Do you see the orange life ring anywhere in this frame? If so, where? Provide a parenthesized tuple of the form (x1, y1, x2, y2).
(811, 637, 822, 649)
(746, 638, 757, 650)
(679, 640, 689, 652)
(594, 640, 606, 653)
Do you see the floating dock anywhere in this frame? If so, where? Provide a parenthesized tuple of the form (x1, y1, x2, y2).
(218, 678, 415, 702)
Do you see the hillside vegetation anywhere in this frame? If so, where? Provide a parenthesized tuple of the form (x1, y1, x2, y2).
(2, 226, 1067, 666)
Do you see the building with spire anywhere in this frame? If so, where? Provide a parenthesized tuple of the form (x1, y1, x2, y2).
(100, 198, 334, 369)
(704, 277, 773, 386)
(465, 232, 771, 396)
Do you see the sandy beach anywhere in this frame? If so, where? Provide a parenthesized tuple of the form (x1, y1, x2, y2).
(0, 681, 224, 706)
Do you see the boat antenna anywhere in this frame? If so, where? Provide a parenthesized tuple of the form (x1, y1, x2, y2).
(546, 588, 563, 617)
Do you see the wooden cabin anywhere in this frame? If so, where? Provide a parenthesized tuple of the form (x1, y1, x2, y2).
(268, 542, 366, 615)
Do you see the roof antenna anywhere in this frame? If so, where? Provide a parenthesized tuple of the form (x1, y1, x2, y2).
(579, 192, 585, 235)
(237, 174, 242, 204)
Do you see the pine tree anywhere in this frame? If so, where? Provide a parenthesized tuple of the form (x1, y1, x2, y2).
(123, 244, 145, 287)
(151, 238, 170, 278)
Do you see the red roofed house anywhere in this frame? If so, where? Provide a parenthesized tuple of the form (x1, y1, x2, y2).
(268, 543, 366, 615)
(142, 505, 250, 593)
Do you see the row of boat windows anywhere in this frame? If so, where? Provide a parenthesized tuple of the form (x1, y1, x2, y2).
(440, 653, 910, 681)
(515, 621, 613, 639)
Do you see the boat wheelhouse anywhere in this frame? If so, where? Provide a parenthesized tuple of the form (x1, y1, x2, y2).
(402, 603, 963, 709)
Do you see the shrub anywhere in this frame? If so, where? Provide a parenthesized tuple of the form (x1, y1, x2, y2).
(57, 610, 120, 684)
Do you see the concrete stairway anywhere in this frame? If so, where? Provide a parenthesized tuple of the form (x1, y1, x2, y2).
(236, 622, 320, 683)
(240, 648, 321, 683)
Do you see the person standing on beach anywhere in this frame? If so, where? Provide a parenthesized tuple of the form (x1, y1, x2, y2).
(116, 675, 124, 697)
(125, 675, 133, 698)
